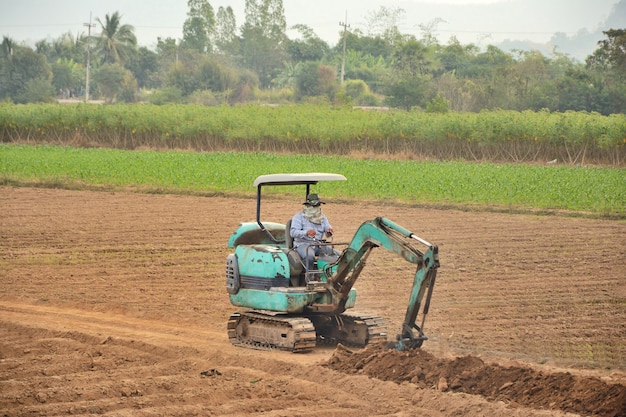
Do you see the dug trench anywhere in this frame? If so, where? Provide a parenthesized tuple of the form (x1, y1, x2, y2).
(326, 343, 626, 416)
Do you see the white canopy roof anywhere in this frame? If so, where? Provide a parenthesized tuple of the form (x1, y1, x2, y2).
(253, 173, 346, 187)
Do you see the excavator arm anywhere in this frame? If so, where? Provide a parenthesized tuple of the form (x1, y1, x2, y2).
(312, 217, 439, 351)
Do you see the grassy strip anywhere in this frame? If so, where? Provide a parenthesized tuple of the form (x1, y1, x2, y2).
(1, 144, 624, 217)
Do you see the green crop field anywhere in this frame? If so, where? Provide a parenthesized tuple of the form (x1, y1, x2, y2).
(1, 144, 623, 217)
(1, 103, 625, 165)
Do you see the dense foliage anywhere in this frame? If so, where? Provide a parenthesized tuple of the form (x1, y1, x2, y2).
(1, 0, 625, 114)
(1, 144, 623, 216)
(1, 103, 624, 166)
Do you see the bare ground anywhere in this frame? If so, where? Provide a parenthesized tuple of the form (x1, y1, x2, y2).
(1, 186, 625, 416)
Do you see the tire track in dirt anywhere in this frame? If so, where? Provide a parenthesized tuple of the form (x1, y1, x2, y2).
(0, 301, 362, 416)
(1, 301, 557, 417)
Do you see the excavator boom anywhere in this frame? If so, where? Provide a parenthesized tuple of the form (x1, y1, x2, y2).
(314, 217, 439, 350)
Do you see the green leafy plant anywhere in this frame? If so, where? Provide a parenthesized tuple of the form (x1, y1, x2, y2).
(1, 145, 623, 216)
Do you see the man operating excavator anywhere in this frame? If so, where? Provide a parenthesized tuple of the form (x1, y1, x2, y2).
(289, 193, 336, 278)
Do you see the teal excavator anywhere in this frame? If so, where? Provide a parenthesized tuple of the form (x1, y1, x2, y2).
(225, 173, 439, 352)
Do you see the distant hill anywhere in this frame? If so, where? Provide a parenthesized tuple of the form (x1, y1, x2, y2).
(496, 0, 626, 61)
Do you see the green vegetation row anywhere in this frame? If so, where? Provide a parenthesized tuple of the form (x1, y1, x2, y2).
(1, 144, 624, 217)
(1, 103, 625, 166)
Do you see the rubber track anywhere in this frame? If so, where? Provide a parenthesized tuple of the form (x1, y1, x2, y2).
(315, 312, 388, 348)
(227, 311, 317, 353)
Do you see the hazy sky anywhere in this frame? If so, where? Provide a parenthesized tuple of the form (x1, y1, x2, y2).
(0, 0, 619, 49)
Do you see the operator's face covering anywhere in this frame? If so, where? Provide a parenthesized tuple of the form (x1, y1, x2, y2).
(303, 205, 323, 224)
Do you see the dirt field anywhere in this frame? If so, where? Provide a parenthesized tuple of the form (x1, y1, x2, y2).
(1, 186, 625, 416)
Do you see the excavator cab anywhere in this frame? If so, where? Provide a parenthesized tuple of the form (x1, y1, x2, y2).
(225, 173, 439, 352)
(227, 173, 346, 288)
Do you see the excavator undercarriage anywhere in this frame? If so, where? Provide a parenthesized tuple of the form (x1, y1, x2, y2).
(227, 310, 388, 352)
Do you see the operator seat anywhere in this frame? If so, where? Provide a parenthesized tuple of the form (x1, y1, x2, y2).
(285, 218, 295, 249)
(284, 219, 305, 285)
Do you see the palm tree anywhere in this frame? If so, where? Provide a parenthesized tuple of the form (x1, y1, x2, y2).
(1, 36, 15, 60)
(95, 11, 137, 65)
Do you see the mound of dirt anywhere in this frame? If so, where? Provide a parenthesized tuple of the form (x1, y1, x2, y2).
(325, 344, 626, 417)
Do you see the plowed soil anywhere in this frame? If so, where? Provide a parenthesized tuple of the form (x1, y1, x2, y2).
(1, 186, 625, 417)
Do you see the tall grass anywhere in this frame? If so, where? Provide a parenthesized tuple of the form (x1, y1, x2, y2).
(1, 103, 624, 165)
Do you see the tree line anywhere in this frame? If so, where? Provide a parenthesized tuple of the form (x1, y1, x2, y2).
(1, 0, 625, 114)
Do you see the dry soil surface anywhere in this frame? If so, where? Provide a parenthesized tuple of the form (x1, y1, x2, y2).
(1, 186, 625, 417)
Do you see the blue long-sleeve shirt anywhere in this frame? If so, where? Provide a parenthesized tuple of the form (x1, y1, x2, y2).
(290, 211, 331, 247)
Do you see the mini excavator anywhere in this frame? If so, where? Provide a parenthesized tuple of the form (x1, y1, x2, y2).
(225, 173, 439, 352)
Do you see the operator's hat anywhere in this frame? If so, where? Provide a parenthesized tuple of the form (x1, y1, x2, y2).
(304, 194, 325, 206)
